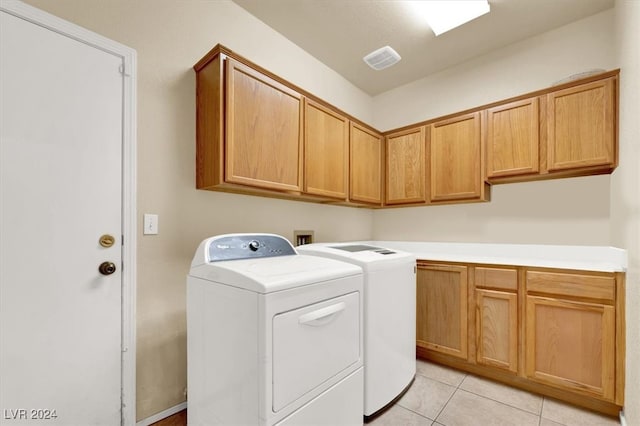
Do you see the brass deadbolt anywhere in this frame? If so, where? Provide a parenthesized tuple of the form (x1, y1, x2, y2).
(99, 234, 115, 248)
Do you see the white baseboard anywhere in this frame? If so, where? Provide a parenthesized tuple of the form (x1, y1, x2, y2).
(619, 410, 627, 426)
(136, 402, 187, 426)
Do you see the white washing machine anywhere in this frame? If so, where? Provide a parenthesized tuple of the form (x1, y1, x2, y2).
(297, 243, 416, 418)
(187, 234, 364, 426)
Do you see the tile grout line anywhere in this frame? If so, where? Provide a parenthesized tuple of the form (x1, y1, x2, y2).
(457, 373, 468, 390)
(413, 371, 465, 387)
(538, 406, 542, 426)
(539, 396, 600, 426)
(431, 373, 467, 423)
(419, 364, 617, 426)
(454, 388, 545, 422)
(395, 369, 466, 424)
(419, 363, 546, 422)
(415, 361, 468, 388)
(540, 396, 567, 426)
(394, 404, 436, 423)
(456, 384, 543, 416)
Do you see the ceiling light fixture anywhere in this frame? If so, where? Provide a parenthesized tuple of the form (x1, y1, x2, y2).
(363, 45, 402, 71)
(411, 0, 491, 36)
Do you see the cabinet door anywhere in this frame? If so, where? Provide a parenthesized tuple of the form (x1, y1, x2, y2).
(225, 58, 303, 191)
(486, 98, 539, 178)
(350, 123, 383, 204)
(546, 78, 615, 172)
(385, 126, 426, 205)
(430, 112, 482, 201)
(416, 263, 468, 359)
(304, 99, 349, 199)
(525, 295, 615, 400)
(476, 289, 518, 373)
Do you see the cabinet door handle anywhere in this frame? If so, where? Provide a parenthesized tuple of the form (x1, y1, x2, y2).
(298, 302, 346, 326)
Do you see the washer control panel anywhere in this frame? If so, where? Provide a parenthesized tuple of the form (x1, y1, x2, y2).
(207, 234, 296, 262)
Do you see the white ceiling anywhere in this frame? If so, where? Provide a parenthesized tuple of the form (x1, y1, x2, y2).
(232, 0, 614, 95)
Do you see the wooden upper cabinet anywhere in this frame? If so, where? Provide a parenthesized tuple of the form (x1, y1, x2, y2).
(430, 112, 484, 202)
(350, 123, 383, 205)
(225, 58, 304, 192)
(194, 45, 385, 206)
(195, 52, 224, 189)
(385, 126, 426, 205)
(416, 262, 468, 359)
(196, 46, 618, 208)
(304, 99, 349, 199)
(546, 77, 616, 172)
(486, 97, 540, 178)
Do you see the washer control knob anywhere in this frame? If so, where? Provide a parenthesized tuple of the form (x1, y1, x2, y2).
(248, 240, 260, 251)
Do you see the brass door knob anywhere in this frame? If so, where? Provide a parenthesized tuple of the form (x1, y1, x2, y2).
(99, 261, 117, 276)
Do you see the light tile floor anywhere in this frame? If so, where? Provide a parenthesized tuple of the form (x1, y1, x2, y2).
(369, 359, 621, 426)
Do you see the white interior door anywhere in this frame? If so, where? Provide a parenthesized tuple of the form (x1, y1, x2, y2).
(1, 9, 124, 425)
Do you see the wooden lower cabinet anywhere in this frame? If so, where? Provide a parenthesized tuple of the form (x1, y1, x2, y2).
(416, 261, 625, 415)
(474, 266, 519, 373)
(416, 262, 467, 359)
(524, 269, 618, 403)
(476, 289, 518, 373)
(525, 295, 615, 400)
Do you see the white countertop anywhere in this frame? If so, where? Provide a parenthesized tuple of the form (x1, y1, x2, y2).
(360, 241, 627, 272)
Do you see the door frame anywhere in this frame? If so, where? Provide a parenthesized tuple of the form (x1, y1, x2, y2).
(0, 1, 137, 424)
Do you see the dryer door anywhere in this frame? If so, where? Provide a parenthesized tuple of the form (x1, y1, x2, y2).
(272, 291, 360, 412)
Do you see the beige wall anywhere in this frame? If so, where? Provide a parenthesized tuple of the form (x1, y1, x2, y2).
(20, 0, 634, 422)
(371, 10, 615, 246)
(372, 9, 615, 132)
(23, 0, 374, 421)
(613, 1, 640, 424)
(373, 175, 611, 244)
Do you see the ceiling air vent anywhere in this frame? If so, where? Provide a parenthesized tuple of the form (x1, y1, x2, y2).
(363, 46, 401, 71)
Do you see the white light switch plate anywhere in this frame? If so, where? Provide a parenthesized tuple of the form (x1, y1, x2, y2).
(143, 214, 158, 235)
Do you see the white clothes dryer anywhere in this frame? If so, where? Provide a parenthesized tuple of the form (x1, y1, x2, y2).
(297, 243, 416, 418)
(187, 234, 364, 426)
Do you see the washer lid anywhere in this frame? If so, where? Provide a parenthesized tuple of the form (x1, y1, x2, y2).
(330, 244, 385, 253)
(189, 254, 362, 293)
(297, 243, 415, 269)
